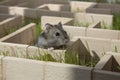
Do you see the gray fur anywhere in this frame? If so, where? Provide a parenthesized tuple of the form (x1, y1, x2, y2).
(36, 22, 70, 49)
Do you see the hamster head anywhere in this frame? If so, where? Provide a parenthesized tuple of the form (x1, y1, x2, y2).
(37, 22, 70, 49)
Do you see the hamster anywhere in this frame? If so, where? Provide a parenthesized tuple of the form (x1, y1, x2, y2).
(36, 22, 70, 49)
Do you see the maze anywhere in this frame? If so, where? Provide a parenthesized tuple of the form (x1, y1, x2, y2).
(0, 0, 120, 80)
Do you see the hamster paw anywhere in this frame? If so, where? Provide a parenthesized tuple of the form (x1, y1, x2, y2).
(47, 47, 54, 51)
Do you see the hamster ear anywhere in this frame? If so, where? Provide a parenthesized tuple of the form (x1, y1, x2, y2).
(57, 22, 63, 30)
(45, 23, 53, 30)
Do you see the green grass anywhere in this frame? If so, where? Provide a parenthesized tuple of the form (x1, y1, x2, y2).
(65, 50, 98, 67)
(23, 17, 42, 37)
(102, 13, 120, 30)
(1, 49, 98, 67)
(23, 17, 42, 45)
(112, 13, 120, 30)
(63, 41, 98, 67)
(99, 13, 120, 30)
(27, 53, 57, 62)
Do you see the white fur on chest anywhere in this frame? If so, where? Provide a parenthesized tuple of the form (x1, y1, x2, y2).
(37, 37, 48, 47)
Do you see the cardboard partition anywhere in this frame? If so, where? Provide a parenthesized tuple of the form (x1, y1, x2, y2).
(0, 6, 10, 14)
(93, 52, 120, 80)
(70, 1, 120, 14)
(6, 7, 73, 18)
(71, 36, 120, 59)
(0, 23, 37, 45)
(0, 42, 65, 61)
(37, 4, 70, 12)
(70, 1, 96, 13)
(0, 1, 113, 24)
(63, 26, 86, 39)
(0, 14, 22, 38)
(16, 2, 29, 7)
(0, 56, 92, 80)
(0, 0, 12, 6)
(111, 40, 120, 53)
(71, 37, 111, 59)
(2, 56, 45, 80)
(0, 43, 120, 80)
(41, 16, 73, 29)
(0, 56, 3, 80)
(45, 61, 92, 80)
(74, 13, 113, 27)
(28, 0, 69, 8)
(0, 14, 13, 21)
(86, 28, 120, 40)
(0, 0, 69, 8)
(86, 8, 111, 14)
(88, 21, 101, 28)
(18, 7, 37, 18)
(0, 0, 27, 6)
(41, 16, 101, 29)
(37, 8, 72, 18)
(63, 25, 120, 40)
(94, 3, 120, 13)
(41, 13, 113, 30)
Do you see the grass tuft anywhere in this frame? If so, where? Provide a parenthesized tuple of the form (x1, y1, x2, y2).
(112, 13, 120, 30)
(23, 17, 42, 37)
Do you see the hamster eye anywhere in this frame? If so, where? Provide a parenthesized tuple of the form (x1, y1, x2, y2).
(56, 32, 60, 36)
